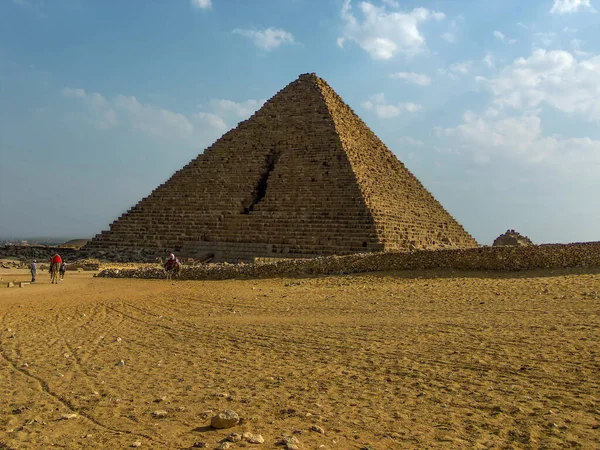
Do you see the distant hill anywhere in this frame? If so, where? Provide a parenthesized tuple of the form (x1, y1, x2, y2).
(59, 239, 90, 249)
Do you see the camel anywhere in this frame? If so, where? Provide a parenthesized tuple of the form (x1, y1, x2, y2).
(50, 263, 60, 284)
(164, 260, 182, 280)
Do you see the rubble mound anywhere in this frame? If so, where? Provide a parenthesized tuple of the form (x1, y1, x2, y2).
(493, 230, 533, 247)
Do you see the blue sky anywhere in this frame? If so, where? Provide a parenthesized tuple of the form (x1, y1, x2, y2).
(1, 0, 598, 245)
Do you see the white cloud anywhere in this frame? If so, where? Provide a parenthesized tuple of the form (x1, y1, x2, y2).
(439, 60, 472, 79)
(190, 0, 212, 10)
(398, 136, 425, 146)
(192, 112, 227, 131)
(338, 0, 445, 59)
(439, 111, 600, 173)
(550, 0, 596, 15)
(61, 88, 265, 139)
(494, 30, 516, 44)
(113, 95, 195, 137)
(441, 32, 457, 43)
(534, 32, 556, 47)
(60, 88, 117, 129)
(362, 93, 422, 118)
(60, 87, 86, 99)
(210, 99, 266, 117)
(390, 71, 432, 86)
(483, 53, 494, 68)
(477, 49, 600, 122)
(403, 102, 423, 113)
(232, 27, 295, 51)
(449, 61, 471, 74)
(571, 38, 592, 57)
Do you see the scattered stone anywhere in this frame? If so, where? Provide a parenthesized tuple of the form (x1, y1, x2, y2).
(211, 410, 240, 429)
(250, 434, 265, 444)
(276, 435, 301, 450)
(152, 410, 168, 418)
(131, 441, 142, 447)
(244, 433, 265, 444)
(7, 282, 14, 288)
(116, 360, 126, 366)
(60, 413, 78, 420)
(226, 432, 242, 443)
(12, 406, 30, 414)
(310, 425, 325, 434)
(217, 442, 232, 450)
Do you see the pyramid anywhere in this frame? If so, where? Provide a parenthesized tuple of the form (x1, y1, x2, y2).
(85, 73, 478, 262)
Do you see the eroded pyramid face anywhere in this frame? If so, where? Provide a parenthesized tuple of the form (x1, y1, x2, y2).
(85, 74, 477, 262)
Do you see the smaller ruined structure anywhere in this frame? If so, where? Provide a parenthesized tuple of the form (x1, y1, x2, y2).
(493, 229, 533, 247)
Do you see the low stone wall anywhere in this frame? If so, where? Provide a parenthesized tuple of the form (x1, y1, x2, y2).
(0, 245, 79, 262)
(96, 241, 600, 280)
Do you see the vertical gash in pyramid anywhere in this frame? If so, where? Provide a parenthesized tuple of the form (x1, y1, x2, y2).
(85, 73, 478, 262)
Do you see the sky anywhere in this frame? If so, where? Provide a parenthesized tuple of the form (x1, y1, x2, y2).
(0, 0, 599, 245)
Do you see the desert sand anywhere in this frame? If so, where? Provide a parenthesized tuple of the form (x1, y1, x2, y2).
(0, 267, 599, 449)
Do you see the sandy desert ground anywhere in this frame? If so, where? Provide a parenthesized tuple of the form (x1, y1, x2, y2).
(0, 267, 599, 449)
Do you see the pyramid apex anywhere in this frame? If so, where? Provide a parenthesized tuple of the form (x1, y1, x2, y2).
(297, 72, 320, 81)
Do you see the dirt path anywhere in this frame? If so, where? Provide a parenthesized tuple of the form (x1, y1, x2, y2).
(0, 269, 599, 449)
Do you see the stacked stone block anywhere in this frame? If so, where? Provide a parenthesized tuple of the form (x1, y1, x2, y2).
(85, 73, 478, 262)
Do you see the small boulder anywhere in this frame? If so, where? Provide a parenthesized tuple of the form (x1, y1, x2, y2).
(226, 432, 242, 443)
(247, 434, 265, 444)
(276, 435, 301, 450)
(211, 410, 239, 429)
(152, 410, 168, 418)
(245, 433, 265, 444)
(310, 425, 325, 434)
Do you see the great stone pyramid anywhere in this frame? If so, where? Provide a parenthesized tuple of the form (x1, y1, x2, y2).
(85, 73, 478, 262)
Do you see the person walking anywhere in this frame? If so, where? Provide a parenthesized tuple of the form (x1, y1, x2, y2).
(30, 260, 37, 283)
(164, 253, 178, 270)
(59, 261, 67, 280)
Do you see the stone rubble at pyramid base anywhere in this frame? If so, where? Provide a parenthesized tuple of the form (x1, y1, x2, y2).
(95, 241, 600, 280)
